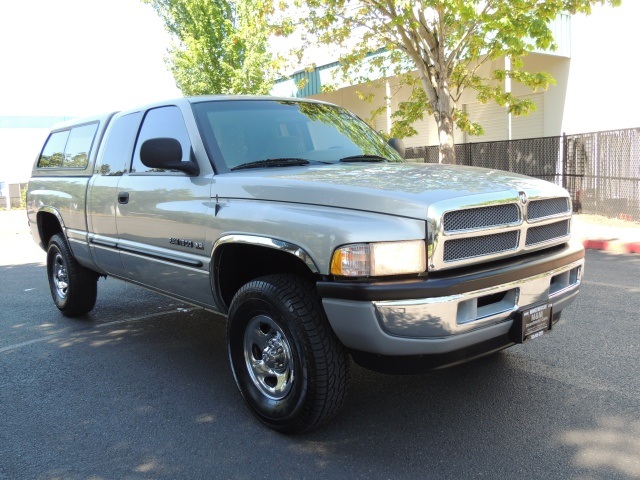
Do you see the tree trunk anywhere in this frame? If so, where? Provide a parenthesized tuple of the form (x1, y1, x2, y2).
(417, 59, 457, 164)
(435, 109, 456, 165)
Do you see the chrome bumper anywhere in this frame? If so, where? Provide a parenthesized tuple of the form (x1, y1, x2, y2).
(321, 244, 584, 357)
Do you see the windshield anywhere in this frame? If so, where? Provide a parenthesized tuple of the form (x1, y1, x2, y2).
(191, 100, 404, 172)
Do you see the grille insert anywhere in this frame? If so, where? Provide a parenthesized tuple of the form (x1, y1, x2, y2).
(526, 220, 570, 246)
(443, 204, 520, 232)
(444, 231, 519, 262)
(527, 198, 569, 220)
(433, 195, 573, 270)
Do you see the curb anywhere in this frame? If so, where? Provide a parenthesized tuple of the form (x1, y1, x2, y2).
(582, 239, 640, 254)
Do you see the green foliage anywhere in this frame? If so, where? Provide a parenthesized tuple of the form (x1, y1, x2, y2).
(143, 0, 276, 95)
(288, 0, 620, 163)
(20, 186, 27, 209)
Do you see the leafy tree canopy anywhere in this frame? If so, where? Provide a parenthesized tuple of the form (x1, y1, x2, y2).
(143, 0, 275, 95)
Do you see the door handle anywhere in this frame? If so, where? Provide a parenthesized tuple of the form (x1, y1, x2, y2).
(118, 192, 129, 204)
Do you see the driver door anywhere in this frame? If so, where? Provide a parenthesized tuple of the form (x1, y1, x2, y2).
(115, 105, 215, 307)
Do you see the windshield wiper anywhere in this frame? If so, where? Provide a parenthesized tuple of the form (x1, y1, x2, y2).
(339, 155, 387, 163)
(231, 158, 310, 171)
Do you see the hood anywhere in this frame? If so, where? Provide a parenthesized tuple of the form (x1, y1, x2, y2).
(214, 163, 567, 219)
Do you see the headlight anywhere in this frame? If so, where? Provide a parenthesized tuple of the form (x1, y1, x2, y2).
(330, 240, 426, 277)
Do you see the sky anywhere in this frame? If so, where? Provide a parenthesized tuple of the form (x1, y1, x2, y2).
(2, 0, 638, 125)
(0, 0, 181, 117)
(564, 1, 640, 134)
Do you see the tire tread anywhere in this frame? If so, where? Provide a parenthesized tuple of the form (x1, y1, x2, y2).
(47, 233, 98, 317)
(229, 274, 350, 433)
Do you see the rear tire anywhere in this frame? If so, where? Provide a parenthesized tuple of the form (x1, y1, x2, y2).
(227, 274, 350, 433)
(46, 233, 98, 317)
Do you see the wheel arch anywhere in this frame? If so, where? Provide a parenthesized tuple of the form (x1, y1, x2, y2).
(211, 235, 320, 314)
(36, 207, 65, 250)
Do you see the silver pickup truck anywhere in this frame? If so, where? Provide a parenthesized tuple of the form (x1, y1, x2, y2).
(27, 96, 585, 433)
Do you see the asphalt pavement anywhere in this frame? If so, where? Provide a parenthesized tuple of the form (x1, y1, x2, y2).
(1, 210, 639, 479)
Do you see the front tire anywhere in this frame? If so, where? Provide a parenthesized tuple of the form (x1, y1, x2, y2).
(227, 274, 350, 433)
(46, 233, 98, 317)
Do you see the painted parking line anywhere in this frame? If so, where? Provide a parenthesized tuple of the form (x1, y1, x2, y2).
(93, 307, 199, 329)
(0, 334, 60, 354)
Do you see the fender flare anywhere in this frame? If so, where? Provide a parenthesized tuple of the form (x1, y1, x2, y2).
(210, 234, 320, 312)
(36, 206, 67, 247)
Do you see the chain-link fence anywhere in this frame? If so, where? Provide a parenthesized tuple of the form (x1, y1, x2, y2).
(404, 127, 640, 222)
(564, 129, 640, 221)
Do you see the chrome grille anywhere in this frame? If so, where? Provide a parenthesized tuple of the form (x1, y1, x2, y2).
(444, 231, 519, 262)
(430, 194, 573, 272)
(526, 220, 570, 246)
(527, 198, 569, 220)
(443, 204, 520, 232)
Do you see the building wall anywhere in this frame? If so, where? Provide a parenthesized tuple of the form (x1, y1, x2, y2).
(507, 55, 570, 138)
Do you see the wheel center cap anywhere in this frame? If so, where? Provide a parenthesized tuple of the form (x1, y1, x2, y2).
(262, 336, 286, 372)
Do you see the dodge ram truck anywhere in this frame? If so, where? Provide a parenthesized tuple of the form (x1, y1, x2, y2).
(27, 96, 585, 433)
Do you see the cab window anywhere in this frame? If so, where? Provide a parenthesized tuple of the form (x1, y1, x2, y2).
(98, 112, 142, 176)
(131, 106, 192, 174)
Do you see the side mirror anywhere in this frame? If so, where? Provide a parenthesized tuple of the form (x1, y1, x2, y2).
(140, 137, 199, 176)
(388, 138, 405, 158)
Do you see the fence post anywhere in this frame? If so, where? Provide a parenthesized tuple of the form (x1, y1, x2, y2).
(562, 132, 567, 189)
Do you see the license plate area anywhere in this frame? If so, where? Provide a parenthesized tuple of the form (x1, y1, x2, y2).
(511, 302, 552, 343)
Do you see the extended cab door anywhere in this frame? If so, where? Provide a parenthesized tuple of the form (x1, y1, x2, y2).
(87, 111, 143, 277)
(115, 105, 216, 307)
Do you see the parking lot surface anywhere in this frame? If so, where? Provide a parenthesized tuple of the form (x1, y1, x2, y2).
(1, 210, 639, 479)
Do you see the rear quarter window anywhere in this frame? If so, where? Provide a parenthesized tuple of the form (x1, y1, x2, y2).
(37, 122, 99, 169)
(38, 130, 70, 168)
(63, 123, 99, 168)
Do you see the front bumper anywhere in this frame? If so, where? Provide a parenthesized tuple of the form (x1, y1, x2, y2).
(318, 240, 584, 372)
